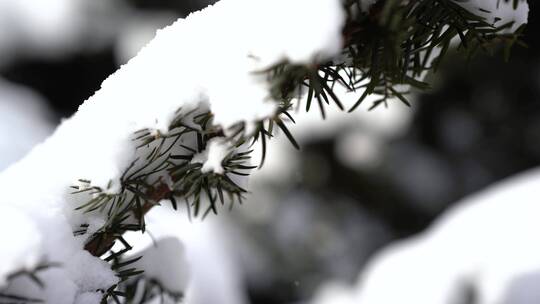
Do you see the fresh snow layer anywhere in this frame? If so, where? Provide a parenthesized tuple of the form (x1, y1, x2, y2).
(120, 206, 248, 304)
(311, 167, 540, 304)
(0, 205, 42, 286)
(131, 237, 189, 294)
(312, 282, 358, 304)
(356, 167, 540, 304)
(0, 0, 345, 302)
(3, 0, 346, 192)
(191, 138, 233, 174)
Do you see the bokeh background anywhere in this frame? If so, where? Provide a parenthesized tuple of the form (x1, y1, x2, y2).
(0, 1, 538, 303)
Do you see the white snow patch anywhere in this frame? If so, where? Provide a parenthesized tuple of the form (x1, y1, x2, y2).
(192, 139, 232, 174)
(74, 292, 103, 304)
(354, 167, 540, 304)
(0, 205, 42, 286)
(67, 251, 118, 293)
(312, 281, 358, 304)
(120, 205, 248, 304)
(132, 237, 190, 294)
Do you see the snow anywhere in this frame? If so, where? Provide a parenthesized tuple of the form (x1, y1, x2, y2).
(18, 0, 345, 191)
(173, 0, 345, 133)
(0, 205, 42, 286)
(356, 167, 540, 304)
(74, 292, 103, 304)
(131, 237, 189, 294)
(0, 0, 345, 302)
(120, 206, 248, 304)
(312, 282, 358, 304)
(0, 210, 118, 304)
(191, 139, 232, 174)
(311, 166, 540, 304)
(66, 251, 118, 293)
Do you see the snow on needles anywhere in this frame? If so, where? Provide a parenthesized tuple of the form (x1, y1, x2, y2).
(0, 0, 345, 302)
(53, 0, 344, 191)
(191, 138, 232, 174)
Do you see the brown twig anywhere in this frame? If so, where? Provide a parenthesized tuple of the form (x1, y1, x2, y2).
(84, 182, 173, 257)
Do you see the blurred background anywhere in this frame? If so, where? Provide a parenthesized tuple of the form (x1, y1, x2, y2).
(0, 1, 538, 303)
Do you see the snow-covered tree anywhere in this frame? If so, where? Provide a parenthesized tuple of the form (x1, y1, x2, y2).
(0, 0, 529, 303)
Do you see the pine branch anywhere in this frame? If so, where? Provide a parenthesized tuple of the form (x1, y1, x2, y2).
(267, 0, 526, 112)
(75, 0, 526, 269)
(78, 110, 257, 257)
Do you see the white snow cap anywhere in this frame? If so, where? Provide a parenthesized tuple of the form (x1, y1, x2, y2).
(30, 0, 345, 191)
(191, 138, 232, 174)
(132, 237, 190, 294)
(0, 205, 42, 286)
(310, 167, 540, 304)
(312, 282, 358, 304)
(180, 0, 345, 131)
(356, 167, 540, 304)
(120, 206, 249, 304)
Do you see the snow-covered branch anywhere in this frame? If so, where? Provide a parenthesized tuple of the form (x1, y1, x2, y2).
(0, 0, 529, 302)
(0, 0, 344, 302)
